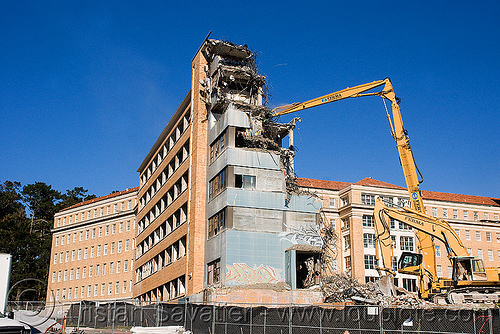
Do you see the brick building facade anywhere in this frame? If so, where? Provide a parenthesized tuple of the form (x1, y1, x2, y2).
(297, 177, 500, 291)
(46, 187, 138, 302)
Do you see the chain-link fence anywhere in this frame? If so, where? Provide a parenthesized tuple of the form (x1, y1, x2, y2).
(7, 300, 498, 334)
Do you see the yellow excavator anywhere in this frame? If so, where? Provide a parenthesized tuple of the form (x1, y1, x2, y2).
(374, 197, 500, 303)
(271, 78, 500, 303)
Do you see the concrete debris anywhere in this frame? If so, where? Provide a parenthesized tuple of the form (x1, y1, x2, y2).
(322, 274, 429, 307)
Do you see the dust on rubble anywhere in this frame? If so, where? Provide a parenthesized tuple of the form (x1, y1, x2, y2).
(322, 274, 429, 307)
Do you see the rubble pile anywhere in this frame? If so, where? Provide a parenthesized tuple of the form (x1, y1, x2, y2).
(322, 274, 428, 307)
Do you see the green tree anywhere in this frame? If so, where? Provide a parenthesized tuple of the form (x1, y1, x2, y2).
(0, 181, 96, 301)
(57, 187, 96, 210)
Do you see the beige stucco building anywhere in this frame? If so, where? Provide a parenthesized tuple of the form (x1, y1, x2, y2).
(297, 177, 500, 291)
(46, 187, 138, 302)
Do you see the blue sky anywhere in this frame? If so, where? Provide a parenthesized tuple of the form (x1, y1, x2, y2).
(1, 1, 499, 198)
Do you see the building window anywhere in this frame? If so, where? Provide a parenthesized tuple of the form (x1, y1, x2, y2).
(437, 265, 442, 277)
(432, 208, 437, 217)
(453, 209, 458, 219)
(364, 255, 378, 270)
(436, 245, 441, 257)
(54, 254, 57, 264)
(345, 256, 351, 271)
(442, 209, 448, 218)
(495, 213, 499, 221)
(477, 249, 483, 259)
(82, 267, 86, 278)
(329, 198, 335, 208)
(119, 222, 123, 233)
(465, 230, 471, 240)
(110, 262, 114, 274)
(125, 239, 129, 252)
(115, 282, 119, 294)
(399, 221, 412, 230)
(90, 246, 94, 258)
(105, 225, 109, 236)
(464, 211, 469, 220)
(476, 231, 481, 241)
(391, 236, 396, 248)
(111, 242, 115, 254)
(344, 235, 351, 250)
(402, 278, 417, 292)
(126, 220, 131, 231)
(400, 236, 414, 251)
(488, 250, 494, 261)
(390, 218, 396, 229)
(55, 237, 59, 247)
(52, 272, 55, 283)
(97, 245, 101, 257)
(361, 194, 375, 206)
(235, 174, 256, 189)
(484, 212, 489, 220)
(391, 256, 398, 272)
(92, 228, 96, 239)
(117, 261, 121, 273)
(363, 233, 375, 248)
(104, 244, 108, 255)
(341, 218, 350, 229)
(362, 215, 374, 227)
(474, 211, 479, 221)
(455, 229, 460, 237)
(84, 248, 88, 259)
(61, 237, 64, 246)
(207, 259, 221, 285)
(486, 232, 491, 242)
(209, 130, 227, 164)
(209, 168, 227, 201)
(467, 248, 473, 256)
(76, 268, 80, 279)
(124, 260, 128, 272)
(208, 209, 226, 238)
(112, 224, 116, 234)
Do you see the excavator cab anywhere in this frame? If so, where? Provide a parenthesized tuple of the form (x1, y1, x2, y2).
(398, 252, 423, 275)
(451, 257, 487, 282)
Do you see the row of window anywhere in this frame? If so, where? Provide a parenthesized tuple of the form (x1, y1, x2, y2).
(56, 201, 134, 227)
(50, 281, 132, 301)
(53, 240, 131, 264)
(139, 141, 189, 210)
(136, 236, 187, 283)
(137, 275, 185, 302)
(459, 229, 500, 242)
(54, 222, 132, 247)
(137, 172, 189, 235)
(137, 203, 187, 258)
(360, 193, 498, 222)
(51, 260, 132, 283)
(140, 112, 191, 188)
(431, 207, 498, 221)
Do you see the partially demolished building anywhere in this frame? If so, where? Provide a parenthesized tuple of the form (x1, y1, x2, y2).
(133, 38, 500, 305)
(134, 39, 322, 302)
